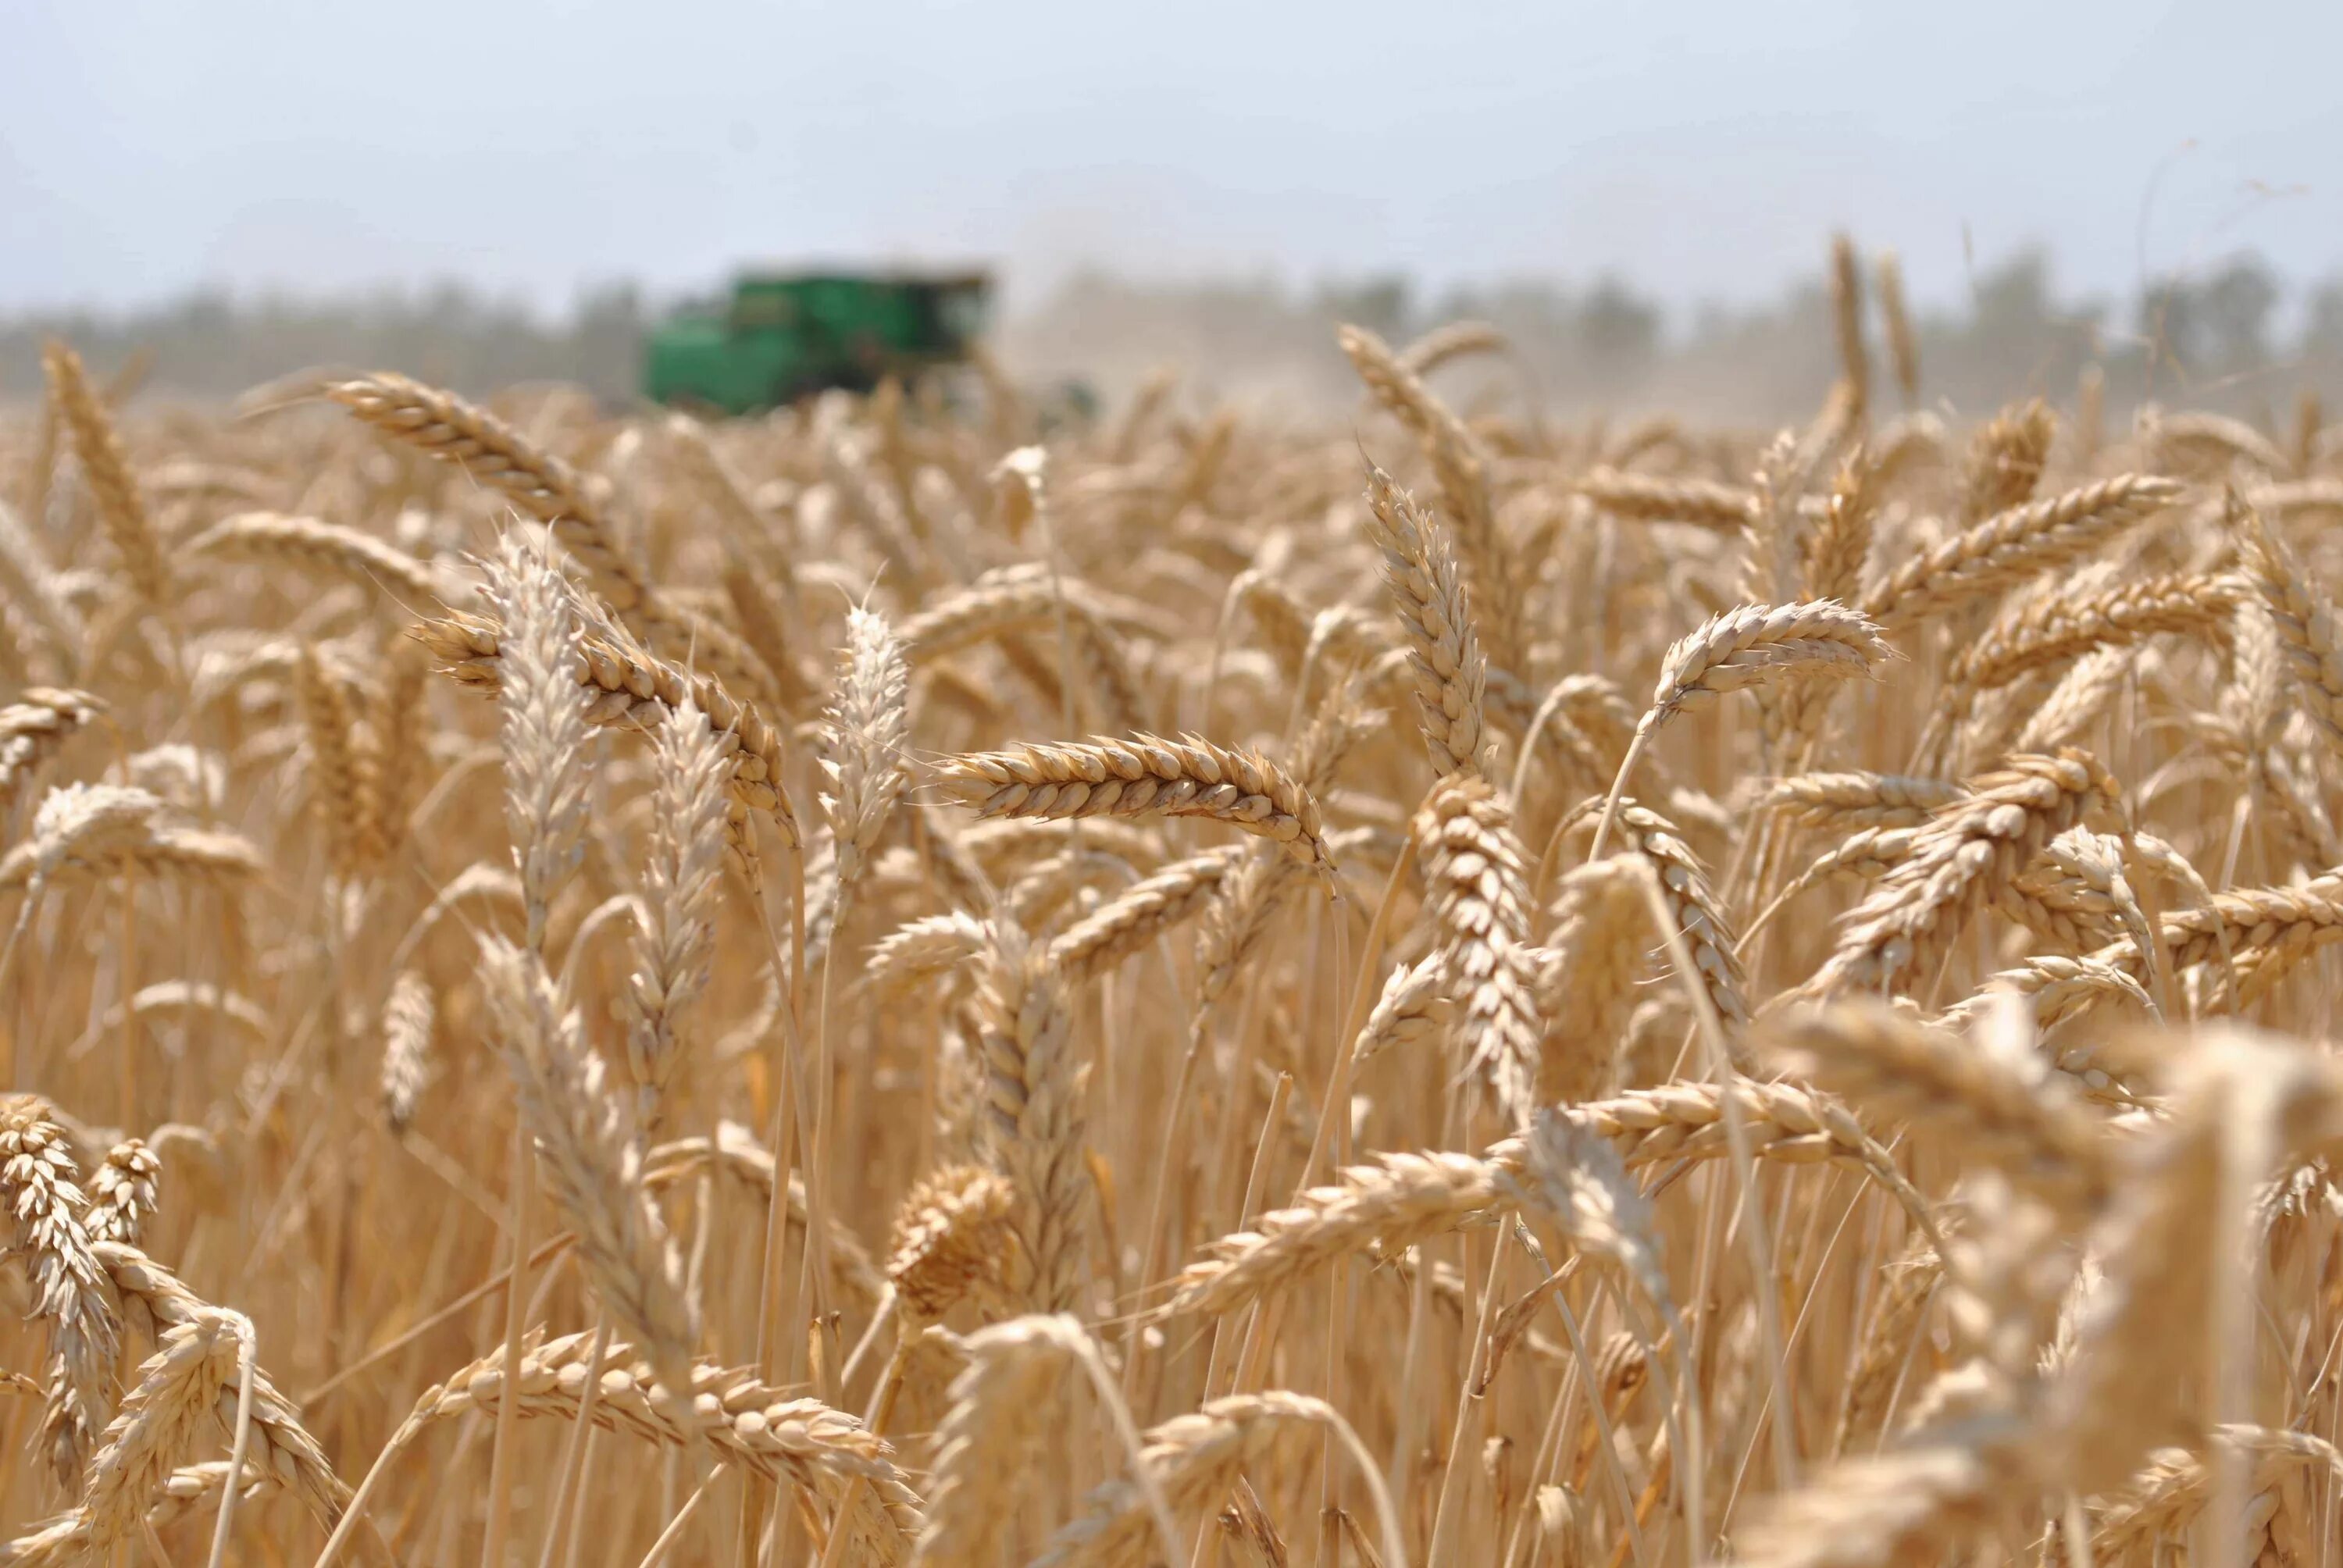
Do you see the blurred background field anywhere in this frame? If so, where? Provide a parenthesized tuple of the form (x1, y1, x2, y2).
(7, 0, 2342, 422)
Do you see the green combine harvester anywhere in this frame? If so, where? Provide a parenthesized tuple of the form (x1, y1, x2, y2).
(643, 269, 992, 414)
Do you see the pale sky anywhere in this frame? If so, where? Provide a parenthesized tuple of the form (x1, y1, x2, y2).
(5, 0, 2340, 316)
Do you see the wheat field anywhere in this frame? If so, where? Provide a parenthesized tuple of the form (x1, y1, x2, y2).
(2, 264, 2343, 1568)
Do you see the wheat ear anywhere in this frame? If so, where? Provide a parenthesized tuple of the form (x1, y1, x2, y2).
(183, 512, 439, 604)
(970, 921, 1087, 1313)
(0, 1096, 120, 1486)
(622, 696, 729, 1127)
(44, 341, 170, 606)
(1862, 475, 2184, 627)
(328, 371, 776, 702)
(476, 938, 701, 1395)
(1760, 1000, 2111, 1216)
(0, 690, 109, 818)
(933, 732, 1335, 872)
(1361, 461, 1489, 776)
(1414, 772, 1546, 1127)
(1810, 750, 2119, 997)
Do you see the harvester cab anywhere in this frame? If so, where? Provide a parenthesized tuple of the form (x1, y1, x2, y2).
(644, 269, 991, 415)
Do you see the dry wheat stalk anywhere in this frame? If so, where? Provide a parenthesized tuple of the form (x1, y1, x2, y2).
(366, 642, 432, 855)
(1506, 1111, 1676, 1324)
(1875, 249, 1919, 407)
(0, 817, 262, 892)
(2041, 1028, 2343, 1493)
(1534, 859, 1646, 1102)
(1592, 601, 1888, 853)
(482, 534, 592, 943)
(2059, 1426, 2343, 1565)
(1642, 600, 1892, 732)
(77, 1307, 247, 1556)
(2154, 411, 2293, 478)
(1352, 952, 1453, 1067)
(2085, 874, 2343, 1005)
(73, 982, 269, 1062)
(916, 1314, 1089, 1568)
(1960, 398, 2057, 523)
(865, 911, 989, 997)
(0, 500, 80, 660)
(1555, 1079, 1934, 1229)
(1396, 319, 1507, 376)
(820, 606, 911, 889)
(1184, 690, 1366, 1017)
(2232, 490, 2343, 757)
(1801, 451, 1885, 607)
(1580, 798, 1750, 1035)
(1951, 572, 2242, 700)
(640, 1123, 885, 1309)
(295, 643, 386, 875)
(1834, 1231, 1942, 1452)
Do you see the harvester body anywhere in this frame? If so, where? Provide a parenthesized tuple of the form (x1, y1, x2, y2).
(644, 269, 990, 414)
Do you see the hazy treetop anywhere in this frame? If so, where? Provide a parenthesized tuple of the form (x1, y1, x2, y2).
(6, 0, 2340, 315)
